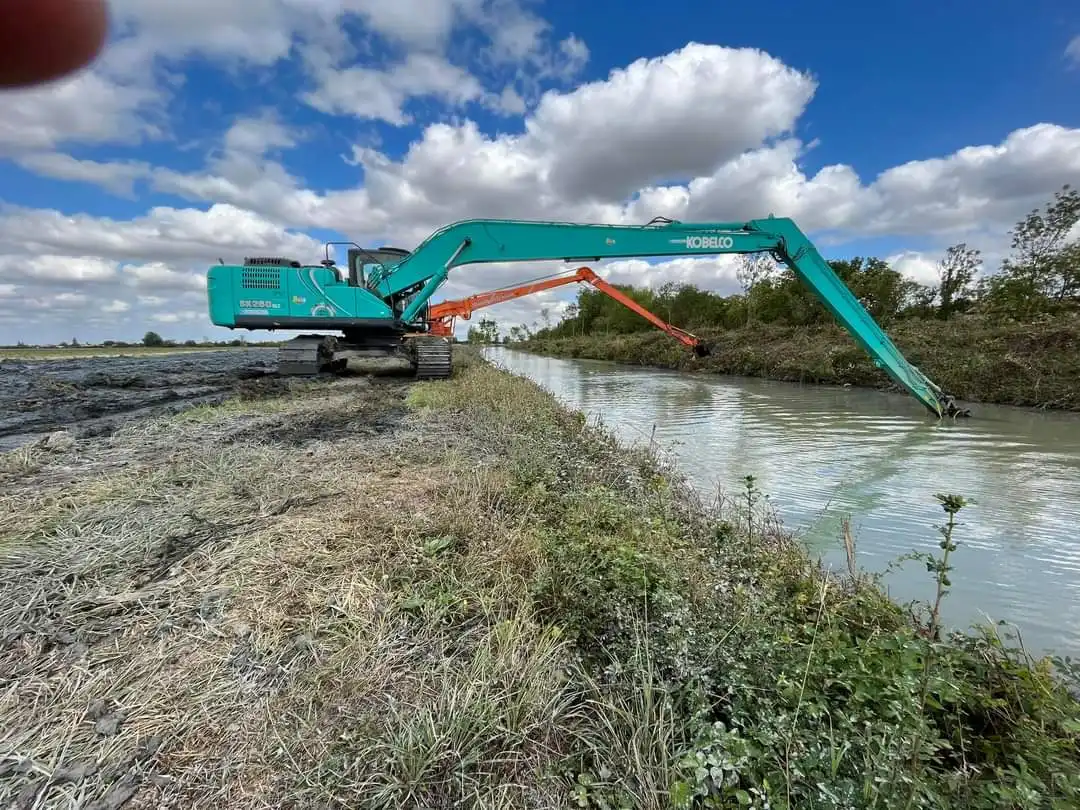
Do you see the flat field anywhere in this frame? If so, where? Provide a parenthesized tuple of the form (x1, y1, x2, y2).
(0, 346, 262, 361)
(0, 348, 279, 450)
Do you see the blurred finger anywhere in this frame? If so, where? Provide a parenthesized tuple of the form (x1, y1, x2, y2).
(0, 0, 109, 89)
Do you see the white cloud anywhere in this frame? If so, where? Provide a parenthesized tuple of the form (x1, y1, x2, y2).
(1066, 35, 1080, 66)
(670, 139, 864, 229)
(888, 252, 941, 288)
(222, 113, 298, 156)
(150, 113, 319, 221)
(102, 300, 132, 313)
(54, 292, 89, 306)
(558, 35, 590, 77)
(857, 124, 1080, 237)
(528, 43, 817, 200)
(598, 256, 744, 294)
(0, 255, 119, 283)
(13, 153, 151, 196)
(123, 262, 208, 291)
(0, 69, 161, 154)
(494, 85, 527, 115)
(0, 203, 322, 265)
(471, 0, 548, 63)
(303, 53, 485, 124)
(341, 0, 474, 49)
(107, 0, 572, 68)
(107, 0, 296, 67)
(153, 309, 204, 323)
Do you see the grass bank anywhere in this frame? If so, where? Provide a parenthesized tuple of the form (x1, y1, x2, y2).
(521, 312, 1080, 410)
(2, 350, 1078, 808)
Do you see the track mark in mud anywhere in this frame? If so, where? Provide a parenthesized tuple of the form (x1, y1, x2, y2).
(229, 403, 410, 446)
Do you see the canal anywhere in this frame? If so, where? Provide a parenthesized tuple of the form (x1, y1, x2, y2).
(483, 347, 1080, 659)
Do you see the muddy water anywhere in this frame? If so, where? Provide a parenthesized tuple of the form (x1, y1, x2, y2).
(484, 347, 1080, 659)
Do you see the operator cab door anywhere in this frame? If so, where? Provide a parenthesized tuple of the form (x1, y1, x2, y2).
(347, 247, 411, 287)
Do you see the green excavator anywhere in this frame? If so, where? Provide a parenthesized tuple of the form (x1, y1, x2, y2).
(206, 215, 966, 418)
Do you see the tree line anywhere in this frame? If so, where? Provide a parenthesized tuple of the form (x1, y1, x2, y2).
(507, 185, 1079, 341)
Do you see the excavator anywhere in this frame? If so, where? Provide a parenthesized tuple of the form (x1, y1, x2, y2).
(206, 215, 964, 418)
(426, 265, 709, 357)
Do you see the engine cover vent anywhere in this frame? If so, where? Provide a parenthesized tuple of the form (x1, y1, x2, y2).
(244, 257, 301, 267)
(241, 268, 282, 289)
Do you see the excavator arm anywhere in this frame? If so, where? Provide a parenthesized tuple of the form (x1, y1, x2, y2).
(427, 266, 708, 355)
(427, 269, 593, 334)
(580, 268, 709, 356)
(369, 217, 953, 417)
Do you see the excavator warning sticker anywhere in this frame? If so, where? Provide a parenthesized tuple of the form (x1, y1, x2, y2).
(672, 236, 735, 249)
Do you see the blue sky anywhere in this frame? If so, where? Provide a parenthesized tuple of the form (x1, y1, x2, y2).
(0, 0, 1077, 343)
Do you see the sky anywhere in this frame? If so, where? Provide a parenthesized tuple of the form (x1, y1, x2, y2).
(0, 0, 1078, 344)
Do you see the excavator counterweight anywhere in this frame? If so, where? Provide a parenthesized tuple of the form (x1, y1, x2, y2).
(206, 216, 963, 418)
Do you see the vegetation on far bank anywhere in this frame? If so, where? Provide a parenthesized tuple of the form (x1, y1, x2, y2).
(519, 313, 1080, 409)
(493, 186, 1080, 408)
(2, 349, 1078, 808)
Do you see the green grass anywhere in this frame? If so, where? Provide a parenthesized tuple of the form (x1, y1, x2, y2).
(521, 311, 1080, 410)
(1, 350, 1077, 808)
(396, 355, 1080, 808)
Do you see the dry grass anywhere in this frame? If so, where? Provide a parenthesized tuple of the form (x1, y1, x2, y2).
(0, 359, 633, 809)
(0, 343, 736, 808)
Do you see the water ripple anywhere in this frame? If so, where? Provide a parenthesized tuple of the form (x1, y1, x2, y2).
(486, 348, 1080, 658)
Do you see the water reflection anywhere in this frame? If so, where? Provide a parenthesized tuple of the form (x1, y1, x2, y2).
(484, 348, 1080, 658)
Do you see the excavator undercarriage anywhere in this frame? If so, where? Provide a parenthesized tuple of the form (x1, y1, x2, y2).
(276, 333, 453, 379)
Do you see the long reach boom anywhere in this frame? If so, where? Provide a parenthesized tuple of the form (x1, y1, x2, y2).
(368, 216, 951, 416)
(207, 215, 961, 417)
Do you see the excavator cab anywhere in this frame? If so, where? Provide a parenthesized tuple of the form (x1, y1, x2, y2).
(347, 247, 412, 288)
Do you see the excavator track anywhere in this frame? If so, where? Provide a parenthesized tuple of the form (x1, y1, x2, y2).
(411, 336, 452, 380)
(278, 335, 341, 376)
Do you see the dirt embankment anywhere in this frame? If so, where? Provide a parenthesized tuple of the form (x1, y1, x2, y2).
(521, 313, 1080, 410)
(1, 349, 1078, 808)
(0, 349, 280, 450)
